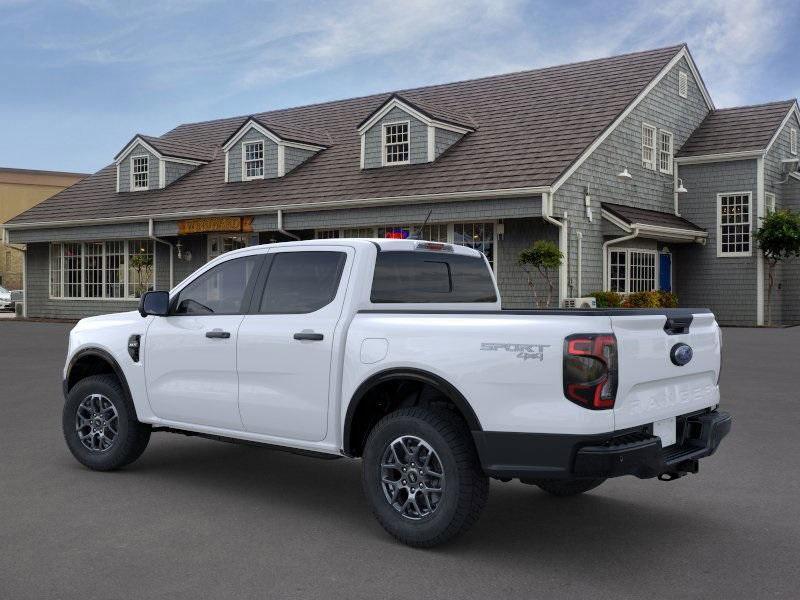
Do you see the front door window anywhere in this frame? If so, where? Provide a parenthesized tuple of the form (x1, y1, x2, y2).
(208, 234, 247, 260)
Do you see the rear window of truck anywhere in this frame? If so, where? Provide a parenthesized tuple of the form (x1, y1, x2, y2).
(370, 251, 497, 303)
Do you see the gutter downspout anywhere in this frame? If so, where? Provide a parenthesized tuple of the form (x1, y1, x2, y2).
(673, 160, 681, 216)
(541, 192, 567, 306)
(277, 209, 301, 241)
(148, 219, 174, 289)
(576, 231, 583, 297)
(602, 228, 639, 291)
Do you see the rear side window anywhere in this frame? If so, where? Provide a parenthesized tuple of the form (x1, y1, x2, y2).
(371, 251, 497, 303)
(259, 251, 347, 314)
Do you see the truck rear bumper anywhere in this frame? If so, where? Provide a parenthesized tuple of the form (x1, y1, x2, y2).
(473, 409, 731, 481)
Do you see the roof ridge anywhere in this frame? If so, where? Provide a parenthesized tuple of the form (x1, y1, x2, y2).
(712, 99, 797, 112)
(167, 44, 686, 132)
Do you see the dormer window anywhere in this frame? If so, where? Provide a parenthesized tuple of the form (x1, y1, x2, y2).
(131, 156, 149, 190)
(243, 141, 265, 179)
(383, 122, 410, 165)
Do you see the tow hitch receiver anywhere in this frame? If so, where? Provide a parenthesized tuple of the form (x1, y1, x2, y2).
(658, 459, 700, 481)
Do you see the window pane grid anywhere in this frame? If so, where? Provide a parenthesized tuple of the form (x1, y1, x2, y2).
(659, 131, 673, 173)
(719, 194, 751, 254)
(244, 141, 264, 178)
(608, 249, 656, 293)
(453, 222, 494, 267)
(132, 156, 148, 189)
(384, 122, 409, 164)
(642, 124, 656, 169)
(49, 240, 154, 299)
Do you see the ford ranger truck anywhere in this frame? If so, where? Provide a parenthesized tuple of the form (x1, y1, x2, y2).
(62, 239, 731, 547)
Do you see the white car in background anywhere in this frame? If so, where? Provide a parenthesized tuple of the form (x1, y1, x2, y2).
(0, 285, 13, 311)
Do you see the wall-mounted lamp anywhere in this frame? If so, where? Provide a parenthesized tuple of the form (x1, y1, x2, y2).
(175, 240, 193, 262)
(616, 167, 633, 182)
(675, 178, 688, 194)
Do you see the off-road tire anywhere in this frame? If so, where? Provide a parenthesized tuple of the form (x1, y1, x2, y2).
(533, 478, 606, 497)
(362, 407, 489, 548)
(63, 374, 151, 471)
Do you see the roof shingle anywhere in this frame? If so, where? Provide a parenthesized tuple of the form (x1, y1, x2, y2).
(603, 202, 705, 232)
(11, 45, 686, 225)
(677, 100, 796, 157)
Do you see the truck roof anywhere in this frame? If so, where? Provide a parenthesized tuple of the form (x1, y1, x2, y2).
(228, 238, 484, 257)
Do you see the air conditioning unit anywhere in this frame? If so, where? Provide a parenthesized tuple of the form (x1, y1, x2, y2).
(563, 297, 597, 309)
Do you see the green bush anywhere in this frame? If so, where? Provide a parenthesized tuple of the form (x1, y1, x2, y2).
(623, 291, 662, 308)
(590, 291, 623, 308)
(657, 290, 678, 308)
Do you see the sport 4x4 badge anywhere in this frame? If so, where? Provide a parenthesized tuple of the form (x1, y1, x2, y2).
(480, 342, 550, 361)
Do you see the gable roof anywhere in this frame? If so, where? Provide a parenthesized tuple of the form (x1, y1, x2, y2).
(356, 93, 475, 131)
(10, 44, 691, 226)
(221, 116, 331, 150)
(677, 100, 797, 158)
(602, 202, 705, 233)
(114, 134, 216, 163)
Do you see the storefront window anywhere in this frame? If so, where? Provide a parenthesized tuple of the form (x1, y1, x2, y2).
(208, 234, 247, 259)
(608, 249, 657, 293)
(49, 240, 155, 299)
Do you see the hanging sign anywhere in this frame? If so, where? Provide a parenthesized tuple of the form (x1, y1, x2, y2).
(177, 216, 254, 235)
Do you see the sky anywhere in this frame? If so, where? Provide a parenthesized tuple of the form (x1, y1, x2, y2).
(1, 0, 798, 173)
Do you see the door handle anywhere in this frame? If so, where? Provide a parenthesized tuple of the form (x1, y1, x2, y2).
(206, 329, 231, 339)
(293, 332, 324, 341)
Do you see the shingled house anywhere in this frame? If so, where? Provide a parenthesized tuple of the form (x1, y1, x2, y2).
(5, 44, 800, 325)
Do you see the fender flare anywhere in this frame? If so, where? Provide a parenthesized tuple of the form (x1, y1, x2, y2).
(64, 347, 135, 408)
(342, 367, 483, 456)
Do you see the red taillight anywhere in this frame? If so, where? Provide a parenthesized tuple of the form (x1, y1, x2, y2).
(563, 333, 617, 410)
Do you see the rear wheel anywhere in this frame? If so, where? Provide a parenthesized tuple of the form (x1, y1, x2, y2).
(533, 478, 605, 497)
(63, 374, 151, 471)
(361, 407, 488, 548)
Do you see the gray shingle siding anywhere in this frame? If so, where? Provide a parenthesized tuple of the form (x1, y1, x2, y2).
(227, 128, 279, 182)
(284, 146, 317, 174)
(765, 110, 800, 324)
(555, 57, 710, 299)
(164, 161, 195, 186)
(434, 128, 463, 159)
(282, 197, 542, 231)
(497, 218, 559, 309)
(8, 222, 150, 244)
(363, 107, 427, 168)
(674, 160, 758, 325)
(118, 143, 159, 192)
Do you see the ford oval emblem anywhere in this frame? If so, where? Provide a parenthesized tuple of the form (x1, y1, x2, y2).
(670, 343, 693, 366)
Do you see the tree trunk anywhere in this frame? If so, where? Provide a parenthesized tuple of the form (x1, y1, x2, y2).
(766, 261, 775, 327)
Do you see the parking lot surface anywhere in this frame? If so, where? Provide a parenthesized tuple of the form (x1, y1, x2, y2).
(0, 321, 798, 599)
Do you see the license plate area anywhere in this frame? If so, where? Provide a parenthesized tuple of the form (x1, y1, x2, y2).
(653, 416, 677, 447)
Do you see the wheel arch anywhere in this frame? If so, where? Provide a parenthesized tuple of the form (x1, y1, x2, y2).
(342, 367, 483, 457)
(65, 348, 134, 408)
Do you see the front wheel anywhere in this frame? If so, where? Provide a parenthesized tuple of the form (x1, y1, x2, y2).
(63, 374, 151, 471)
(361, 407, 489, 548)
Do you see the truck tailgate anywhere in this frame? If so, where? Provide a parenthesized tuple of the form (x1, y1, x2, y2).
(611, 311, 721, 430)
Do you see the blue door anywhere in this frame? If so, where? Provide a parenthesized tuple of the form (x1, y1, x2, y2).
(659, 253, 672, 292)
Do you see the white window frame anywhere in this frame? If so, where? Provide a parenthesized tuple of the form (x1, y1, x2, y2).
(678, 70, 688, 99)
(48, 240, 156, 300)
(659, 130, 674, 174)
(207, 234, 248, 260)
(382, 120, 411, 166)
(242, 140, 265, 180)
(765, 192, 776, 214)
(606, 248, 659, 293)
(790, 127, 797, 155)
(642, 122, 656, 170)
(130, 155, 149, 191)
(716, 191, 753, 257)
(313, 220, 499, 273)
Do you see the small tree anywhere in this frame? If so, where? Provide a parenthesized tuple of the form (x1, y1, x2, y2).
(130, 252, 154, 298)
(755, 209, 800, 326)
(518, 240, 563, 308)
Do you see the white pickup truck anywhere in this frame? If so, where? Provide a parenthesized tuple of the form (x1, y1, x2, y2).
(62, 238, 731, 547)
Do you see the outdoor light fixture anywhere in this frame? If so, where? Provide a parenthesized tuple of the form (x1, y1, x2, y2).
(175, 240, 192, 262)
(616, 167, 633, 181)
(676, 178, 688, 193)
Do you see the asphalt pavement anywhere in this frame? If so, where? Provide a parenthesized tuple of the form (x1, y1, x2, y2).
(0, 321, 797, 599)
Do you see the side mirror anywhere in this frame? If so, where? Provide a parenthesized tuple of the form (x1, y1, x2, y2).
(139, 290, 170, 317)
